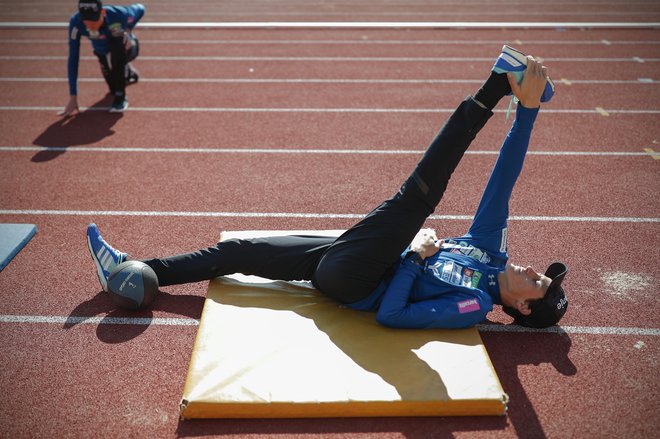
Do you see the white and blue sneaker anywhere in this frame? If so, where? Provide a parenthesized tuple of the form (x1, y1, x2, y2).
(493, 45, 555, 103)
(86, 223, 128, 292)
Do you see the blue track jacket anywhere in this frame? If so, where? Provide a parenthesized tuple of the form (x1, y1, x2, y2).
(349, 105, 539, 329)
(67, 4, 145, 96)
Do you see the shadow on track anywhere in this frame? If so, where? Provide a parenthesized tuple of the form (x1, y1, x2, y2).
(63, 289, 205, 344)
(31, 94, 122, 162)
(482, 326, 577, 439)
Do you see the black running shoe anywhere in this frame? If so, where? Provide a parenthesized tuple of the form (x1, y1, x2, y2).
(126, 69, 139, 85)
(110, 94, 129, 113)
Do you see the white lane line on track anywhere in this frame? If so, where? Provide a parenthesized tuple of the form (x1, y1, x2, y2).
(0, 315, 199, 326)
(2, 11, 657, 18)
(1, 210, 658, 223)
(0, 77, 657, 85)
(1, 21, 659, 29)
(1, 314, 658, 336)
(1, 38, 659, 45)
(3, 55, 660, 62)
(2, 77, 485, 84)
(1, 106, 659, 114)
(0, 1, 655, 5)
(477, 324, 660, 336)
(0, 146, 651, 157)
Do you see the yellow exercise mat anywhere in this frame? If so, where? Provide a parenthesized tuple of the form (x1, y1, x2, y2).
(180, 230, 507, 418)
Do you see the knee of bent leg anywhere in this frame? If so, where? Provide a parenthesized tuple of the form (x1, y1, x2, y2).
(313, 255, 374, 304)
(312, 259, 338, 295)
(127, 35, 139, 61)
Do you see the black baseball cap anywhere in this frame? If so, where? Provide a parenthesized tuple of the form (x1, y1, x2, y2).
(79, 0, 103, 21)
(503, 262, 569, 328)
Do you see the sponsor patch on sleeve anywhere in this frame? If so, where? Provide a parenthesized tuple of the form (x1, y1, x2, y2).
(500, 227, 508, 253)
(457, 298, 481, 314)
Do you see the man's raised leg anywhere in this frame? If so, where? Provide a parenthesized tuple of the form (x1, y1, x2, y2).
(313, 56, 519, 304)
(312, 97, 496, 303)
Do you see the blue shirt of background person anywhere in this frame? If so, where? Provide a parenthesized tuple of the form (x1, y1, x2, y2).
(65, 2, 145, 114)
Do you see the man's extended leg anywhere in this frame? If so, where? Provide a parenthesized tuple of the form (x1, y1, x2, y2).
(311, 66, 516, 303)
(311, 97, 496, 303)
(141, 235, 335, 287)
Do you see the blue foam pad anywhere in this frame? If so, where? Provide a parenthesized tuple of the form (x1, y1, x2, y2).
(0, 224, 37, 272)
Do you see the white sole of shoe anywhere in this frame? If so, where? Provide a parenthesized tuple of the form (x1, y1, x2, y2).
(500, 45, 528, 69)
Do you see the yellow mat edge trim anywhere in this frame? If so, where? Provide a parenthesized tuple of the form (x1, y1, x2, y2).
(180, 230, 232, 399)
(180, 294, 216, 398)
(180, 399, 507, 419)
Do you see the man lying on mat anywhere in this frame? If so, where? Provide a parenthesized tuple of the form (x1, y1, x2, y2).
(86, 46, 568, 329)
(63, 1, 145, 115)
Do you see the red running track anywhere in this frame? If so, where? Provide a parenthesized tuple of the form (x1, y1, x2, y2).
(0, 2, 659, 438)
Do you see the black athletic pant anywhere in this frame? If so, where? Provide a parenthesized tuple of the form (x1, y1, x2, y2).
(142, 98, 493, 303)
(95, 33, 139, 96)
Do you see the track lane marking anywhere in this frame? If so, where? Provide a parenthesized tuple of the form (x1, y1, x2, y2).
(1, 314, 658, 336)
(0, 77, 657, 85)
(0, 146, 653, 157)
(3, 55, 660, 62)
(1, 106, 659, 114)
(0, 315, 199, 326)
(477, 324, 660, 336)
(3, 11, 658, 18)
(644, 147, 660, 160)
(2, 38, 660, 45)
(1, 21, 659, 29)
(0, 210, 657, 223)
